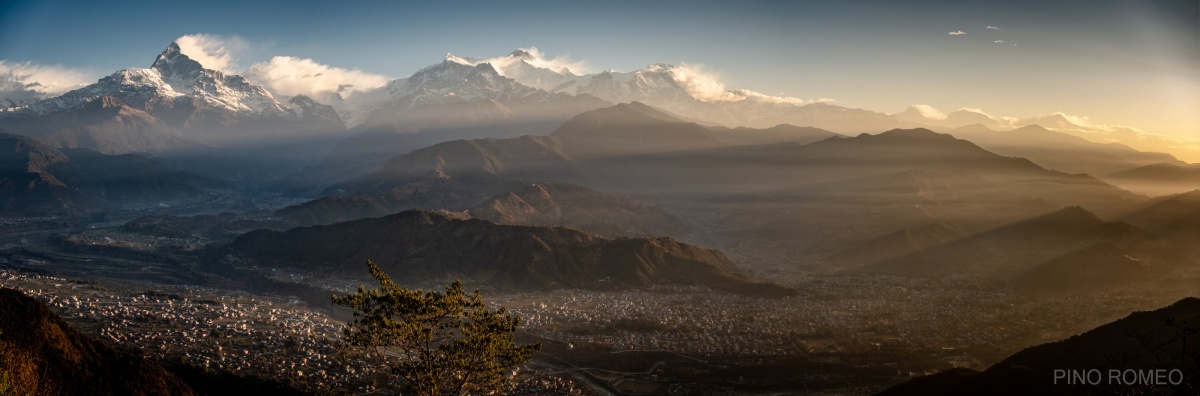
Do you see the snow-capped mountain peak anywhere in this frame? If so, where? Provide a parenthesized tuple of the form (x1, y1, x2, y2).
(509, 49, 535, 60)
(378, 58, 528, 109)
(147, 41, 286, 115)
(443, 53, 478, 66)
(6, 41, 293, 118)
(151, 42, 207, 81)
(0, 41, 346, 149)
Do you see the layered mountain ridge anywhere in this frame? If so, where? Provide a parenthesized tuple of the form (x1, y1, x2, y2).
(4, 43, 1194, 168)
(227, 209, 794, 297)
(0, 129, 241, 217)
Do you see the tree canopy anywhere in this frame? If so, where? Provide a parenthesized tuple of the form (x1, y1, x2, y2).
(332, 260, 539, 396)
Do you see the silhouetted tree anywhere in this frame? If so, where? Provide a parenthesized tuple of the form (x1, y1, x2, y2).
(332, 260, 539, 396)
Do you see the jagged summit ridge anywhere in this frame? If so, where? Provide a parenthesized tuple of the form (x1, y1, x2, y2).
(0, 41, 345, 148)
(150, 42, 206, 81)
(13, 41, 290, 117)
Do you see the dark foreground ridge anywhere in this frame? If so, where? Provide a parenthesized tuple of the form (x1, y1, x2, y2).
(228, 209, 795, 297)
(877, 297, 1200, 395)
(0, 287, 195, 396)
(0, 287, 312, 396)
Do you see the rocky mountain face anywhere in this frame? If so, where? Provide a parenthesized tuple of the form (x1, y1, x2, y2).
(0, 42, 345, 152)
(3, 95, 194, 155)
(226, 210, 794, 297)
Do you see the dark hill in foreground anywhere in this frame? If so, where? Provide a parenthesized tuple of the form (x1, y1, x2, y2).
(227, 210, 793, 297)
(877, 297, 1200, 395)
(0, 287, 195, 396)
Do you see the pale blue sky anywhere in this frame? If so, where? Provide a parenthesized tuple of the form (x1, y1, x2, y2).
(1, 0, 1196, 139)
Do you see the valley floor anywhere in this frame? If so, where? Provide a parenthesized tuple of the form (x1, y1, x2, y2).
(2, 243, 1193, 395)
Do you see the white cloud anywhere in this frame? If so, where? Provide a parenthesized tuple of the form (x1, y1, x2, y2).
(732, 89, 807, 105)
(958, 107, 1018, 126)
(173, 33, 249, 73)
(659, 63, 821, 105)
(910, 104, 947, 120)
(244, 56, 390, 100)
(986, 26, 1000, 31)
(0, 60, 95, 103)
(663, 63, 741, 102)
(949, 31, 966, 36)
(994, 40, 1006, 44)
(488, 47, 588, 76)
(1050, 111, 1143, 133)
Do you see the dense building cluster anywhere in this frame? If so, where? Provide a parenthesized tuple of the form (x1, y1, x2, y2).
(2, 266, 1190, 394)
(496, 276, 1188, 368)
(0, 270, 376, 393)
(510, 371, 595, 396)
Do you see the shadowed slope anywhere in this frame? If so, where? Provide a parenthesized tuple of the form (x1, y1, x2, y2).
(0, 287, 196, 396)
(878, 297, 1200, 395)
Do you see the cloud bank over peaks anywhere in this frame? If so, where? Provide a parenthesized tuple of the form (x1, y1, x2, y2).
(489, 47, 588, 76)
(243, 56, 390, 101)
(440, 47, 588, 76)
(440, 50, 825, 106)
(656, 63, 821, 105)
(173, 34, 248, 74)
(957, 107, 1018, 125)
(909, 104, 947, 120)
(0, 60, 95, 104)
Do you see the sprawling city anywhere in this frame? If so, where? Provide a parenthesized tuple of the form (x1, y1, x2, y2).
(1, 1, 1197, 395)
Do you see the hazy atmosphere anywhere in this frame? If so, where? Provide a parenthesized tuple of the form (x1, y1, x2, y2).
(1, 1, 1198, 395)
(3, 0, 1198, 159)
